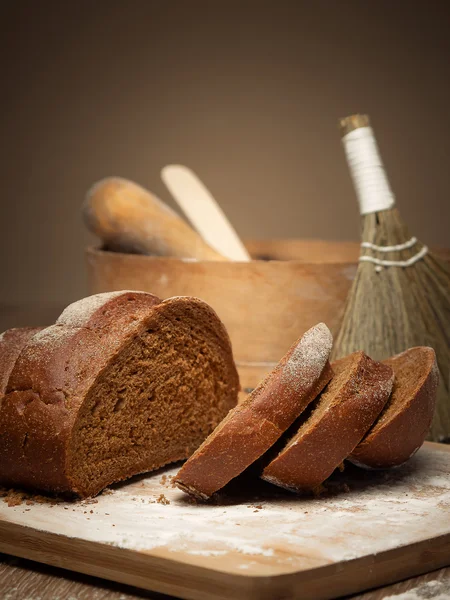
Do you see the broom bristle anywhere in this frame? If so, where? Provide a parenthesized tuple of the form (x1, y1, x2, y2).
(334, 116, 450, 442)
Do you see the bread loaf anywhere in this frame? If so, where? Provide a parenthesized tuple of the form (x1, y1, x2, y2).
(174, 323, 333, 500)
(0, 292, 239, 497)
(350, 347, 438, 469)
(261, 352, 394, 492)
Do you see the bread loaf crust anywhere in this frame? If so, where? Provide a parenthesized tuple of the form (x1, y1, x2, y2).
(0, 292, 239, 496)
(175, 323, 334, 499)
(349, 347, 438, 469)
(0, 328, 43, 394)
(261, 352, 394, 492)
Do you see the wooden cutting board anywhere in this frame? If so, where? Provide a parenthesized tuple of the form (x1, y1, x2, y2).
(0, 442, 449, 600)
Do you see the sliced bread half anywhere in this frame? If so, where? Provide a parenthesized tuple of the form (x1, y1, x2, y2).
(261, 351, 394, 492)
(0, 292, 239, 497)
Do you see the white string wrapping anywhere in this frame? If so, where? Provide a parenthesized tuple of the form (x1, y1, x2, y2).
(361, 237, 418, 252)
(359, 245, 428, 268)
(342, 126, 395, 215)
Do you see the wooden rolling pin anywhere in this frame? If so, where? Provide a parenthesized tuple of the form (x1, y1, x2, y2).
(83, 177, 228, 260)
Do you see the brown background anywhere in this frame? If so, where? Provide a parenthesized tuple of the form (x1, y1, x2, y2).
(1, 0, 449, 313)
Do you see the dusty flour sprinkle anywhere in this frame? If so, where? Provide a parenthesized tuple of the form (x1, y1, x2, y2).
(282, 323, 333, 387)
(56, 291, 150, 327)
(30, 324, 75, 350)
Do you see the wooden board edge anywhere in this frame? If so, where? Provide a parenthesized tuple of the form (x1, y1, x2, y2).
(0, 521, 250, 600)
(271, 532, 450, 600)
(1, 520, 450, 600)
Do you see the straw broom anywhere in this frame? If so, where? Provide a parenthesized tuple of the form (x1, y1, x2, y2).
(333, 114, 450, 442)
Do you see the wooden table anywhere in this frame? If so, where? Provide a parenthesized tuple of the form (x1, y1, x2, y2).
(1, 553, 449, 599)
(1, 303, 449, 599)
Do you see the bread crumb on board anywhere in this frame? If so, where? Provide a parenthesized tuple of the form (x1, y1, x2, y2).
(0, 487, 61, 507)
(159, 475, 177, 488)
(81, 498, 99, 505)
(157, 493, 170, 505)
(247, 504, 264, 510)
(2, 490, 26, 507)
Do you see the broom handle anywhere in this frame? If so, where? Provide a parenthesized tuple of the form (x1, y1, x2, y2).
(339, 114, 396, 216)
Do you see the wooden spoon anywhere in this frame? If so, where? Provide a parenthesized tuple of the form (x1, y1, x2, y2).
(161, 165, 251, 261)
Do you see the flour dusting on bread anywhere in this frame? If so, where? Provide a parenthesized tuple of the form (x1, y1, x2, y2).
(57, 291, 151, 327)
(283, 323, 333, 389)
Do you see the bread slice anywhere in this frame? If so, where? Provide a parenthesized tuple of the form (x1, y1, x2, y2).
(349, 347, 438, 469)
(0, 327, 43, 393)
(174, 323, 334, 500)
(0, 291, 239, 497)
(261, 351, 394, 492)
